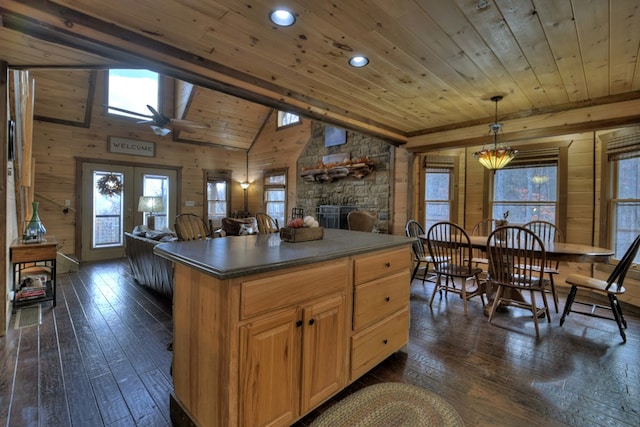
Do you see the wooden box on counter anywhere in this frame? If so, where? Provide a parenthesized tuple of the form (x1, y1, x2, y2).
(280, 227, 324, 242)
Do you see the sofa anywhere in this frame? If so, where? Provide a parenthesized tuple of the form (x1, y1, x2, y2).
(124, 228, 177, 298)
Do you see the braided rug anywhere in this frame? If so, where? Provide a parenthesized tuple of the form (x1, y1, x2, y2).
(310, 382, 464, 427)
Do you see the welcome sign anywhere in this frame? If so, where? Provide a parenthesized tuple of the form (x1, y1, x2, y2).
(108, 136, 155, 157)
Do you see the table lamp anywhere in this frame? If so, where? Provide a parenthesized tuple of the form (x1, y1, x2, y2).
(138, 196, 164, 230)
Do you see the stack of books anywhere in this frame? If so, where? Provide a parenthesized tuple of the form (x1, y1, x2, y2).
(16, 274, 48, 301)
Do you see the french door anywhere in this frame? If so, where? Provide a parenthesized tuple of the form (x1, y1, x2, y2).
(80, 162, 177, 262)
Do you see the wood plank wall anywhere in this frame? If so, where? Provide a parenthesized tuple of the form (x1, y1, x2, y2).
(27, 72, 247, 256)
(248, 113, 311, 217)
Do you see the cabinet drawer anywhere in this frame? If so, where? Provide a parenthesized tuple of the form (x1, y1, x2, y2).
(11, 245, 57, 263)
(350, 308, 408, 381)
(353, 248, 409, 285)
(241, 260, 349, 319)
(353, 271, 409, 330)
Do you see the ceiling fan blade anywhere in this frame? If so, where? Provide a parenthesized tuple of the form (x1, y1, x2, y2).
(170, 118, 210, 129)
(105, 105, 153, 119)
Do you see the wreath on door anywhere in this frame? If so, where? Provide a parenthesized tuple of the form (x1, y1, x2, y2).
(96, 173, 123, 197)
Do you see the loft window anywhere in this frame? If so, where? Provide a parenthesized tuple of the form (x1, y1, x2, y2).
(107, 69, 159, 118)
(276, 111, 301, 129)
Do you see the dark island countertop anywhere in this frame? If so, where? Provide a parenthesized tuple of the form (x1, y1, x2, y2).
(154, 228, 414, 280)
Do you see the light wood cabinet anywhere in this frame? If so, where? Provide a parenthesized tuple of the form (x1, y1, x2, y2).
(169, 244, 410, 427)
(238, 294, 346, 427)
(350, 247, 410, 381)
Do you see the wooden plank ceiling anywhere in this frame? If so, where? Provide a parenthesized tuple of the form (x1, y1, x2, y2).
(1, 0, 640, 150)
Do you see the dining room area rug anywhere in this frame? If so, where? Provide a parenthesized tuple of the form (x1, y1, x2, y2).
(309, 382, 465, 427)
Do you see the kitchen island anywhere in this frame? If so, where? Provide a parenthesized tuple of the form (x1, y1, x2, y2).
(155, 228, 413, 427)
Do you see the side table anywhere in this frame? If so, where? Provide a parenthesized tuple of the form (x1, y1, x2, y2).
(10, 236, 59, 313)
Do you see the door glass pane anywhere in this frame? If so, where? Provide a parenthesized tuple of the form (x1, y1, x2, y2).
(93, 171, 124, 248)
(143, 174, 169, 230)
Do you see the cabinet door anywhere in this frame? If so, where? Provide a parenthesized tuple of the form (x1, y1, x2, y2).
(300, 294, 347, 413)
(239, 308, 301, 427)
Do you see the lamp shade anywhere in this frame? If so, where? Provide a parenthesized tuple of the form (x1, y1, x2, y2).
(240, 181, 250, 190)
(473, 147, 518, 170)
(473, 95, 518, 170)
(138, 196, 164, 213)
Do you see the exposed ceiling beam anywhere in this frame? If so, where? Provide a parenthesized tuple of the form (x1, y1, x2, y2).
(406, 98, 640, 152)
(0, 0, 408, 144)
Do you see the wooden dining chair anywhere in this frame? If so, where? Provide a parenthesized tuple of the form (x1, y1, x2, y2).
(524, 220, 563, 313)
(174, 214, 209, 241)
(404, 220, 435, 285)
(426, 221, 485, 316)
(486, 226, 550, 339)
(256, 212, 279, 234)
(560, 234, 640, 343)
(469, 218, 501, 268)
(347, 210, 376, 232)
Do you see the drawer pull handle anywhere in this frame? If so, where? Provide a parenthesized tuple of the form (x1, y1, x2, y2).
(309, 318, 315, 326)
(385, 262, 391, 268)
(296, 320, 303, 327)
(383, 339, 388, 345)
(385, 297, 390, 302)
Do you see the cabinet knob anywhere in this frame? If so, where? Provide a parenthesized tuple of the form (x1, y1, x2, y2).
(385, 297, 390, 302)
(383, 339, 388, 345)
(309, 318, 315, 326)
(296, 320, 303, 327)
(385, 262, 391, 268)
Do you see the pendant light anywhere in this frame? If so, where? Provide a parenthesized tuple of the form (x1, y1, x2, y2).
(473, 96, 518, 170)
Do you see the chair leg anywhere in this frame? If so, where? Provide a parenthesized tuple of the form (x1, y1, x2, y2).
(410, 261, 420, 282)
(429, 274, 442, 307)
(529, 290, 541, 339)
(548, 273, 559, 313)
(608, 294, 627, 343)
(421, 261, 430, 284)
(461, 281, 468, 316)
(560, 286, 578, 326)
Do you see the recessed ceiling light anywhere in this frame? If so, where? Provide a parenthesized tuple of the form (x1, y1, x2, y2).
(269, 9, 296, 27)
(348, 56, 369, 68)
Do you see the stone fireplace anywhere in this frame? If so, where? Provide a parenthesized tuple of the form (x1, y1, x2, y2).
(296, 122, 392, 233)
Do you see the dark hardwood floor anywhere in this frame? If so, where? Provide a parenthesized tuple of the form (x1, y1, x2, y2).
(1, 259, 638, 426)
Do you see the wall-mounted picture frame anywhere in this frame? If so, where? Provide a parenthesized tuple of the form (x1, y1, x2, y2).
(325, 126, 347, 147)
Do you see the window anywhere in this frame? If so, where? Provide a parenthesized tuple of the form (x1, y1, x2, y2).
(264, 169, 287, 228)
(491, 148, 559, 225)
(205, 170, 231, 229)
(107, 69, 159, 118)
(606, 133, 640, 263)
(423, 156, 455, 230)
(276, 111, 300, 128)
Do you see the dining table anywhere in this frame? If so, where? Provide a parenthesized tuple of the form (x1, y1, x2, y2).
(419, 233, 615, 316)
(418, 234, 614, 264)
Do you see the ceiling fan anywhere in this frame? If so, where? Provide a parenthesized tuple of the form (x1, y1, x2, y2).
(106, 104, 210, 136)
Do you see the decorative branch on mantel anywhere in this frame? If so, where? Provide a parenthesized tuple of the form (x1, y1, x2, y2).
(301, 157, 375, 183)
